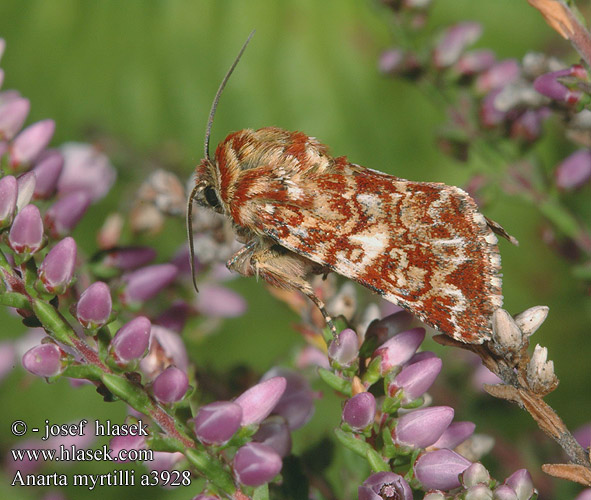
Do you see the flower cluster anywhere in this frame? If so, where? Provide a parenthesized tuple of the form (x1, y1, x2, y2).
(321, 312, 541, 499)
(378, 0, 591, 279)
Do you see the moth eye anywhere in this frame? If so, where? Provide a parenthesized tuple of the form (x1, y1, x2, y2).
(204, 186, 221, 209)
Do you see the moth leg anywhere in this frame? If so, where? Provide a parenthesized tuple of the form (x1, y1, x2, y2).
(226, 240, 257, 275)
(227, 242, 337, 337)
(301, 286, 337, 337)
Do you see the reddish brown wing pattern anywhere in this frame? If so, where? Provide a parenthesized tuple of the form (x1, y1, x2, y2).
(206, 127, 504, 343)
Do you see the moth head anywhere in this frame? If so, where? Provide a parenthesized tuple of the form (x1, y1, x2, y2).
(192, 158, 224, 213)
(186, 31, 255, 293)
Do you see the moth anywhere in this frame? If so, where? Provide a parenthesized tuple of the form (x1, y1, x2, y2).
(187, 33, 516, 344)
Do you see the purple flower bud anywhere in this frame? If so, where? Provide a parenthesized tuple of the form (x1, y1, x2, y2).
(504, 469, 535, 500)
(76, 281, 112, 329)
(196, 284, 247, 318)
(456, 49, 496, 76)
(38, 237, 77, 294)
(461, 462, 490, 487)
(390, 356, 442, 402)
(8, 204, 44, 254)
(0, 97, 30, 141)
(379, 49, 405, 75)
(413, 449, 472, 490)
(146, 451, 184, 473)
(262, 368, 317, 430)
(0, 91, 22, 107)
(44, 191, 92, 237)
(57, 143, 116, 201)
(22, 343, 63, 378)
(16, 171, 36, 212)
(235, 376, 287, 426)
(575, 490, 591, 500)
(10, 119, 55, 165)
(574, 423, 591, 449)
(493, 485, 519, 500)
(365, 311, 414, 345)
(342, 392, 376, 430)
(394, 406, 454, 448)
(109, 434, 146, 463)
(555, 149, 591, 190)
(406, 350, 437, 364)
(0, 174, 17, 227)
(152, 366, 189, 403)
(358, 471, 412, 500)
(121, 264, 178, 304)
(472, 362, 502, 389)
(102, 246, 157, 270)
(140, 325, 188, 376)
(464, 484, 493, 498)
(510, 109, 545, 142)
(194, 401, 242, 445)
(295, 345, 330, 369)
(233, 442, 282, 487)
(433, 22, 482, 68)
(253, 416, 292, 458)
(0, 39, 4, 61)
(32, 150, 64, 199)
(432, 421, 476, 449)
(328, 328, 359, 367)
(480, 89, 506, 128)
(534, 67, 585, 103)
(155, 300, 190, 333)
(110, 316, 151, 363)
(193, 495, 220, 500)
(373, 327, 425, 375)
(476, 60, 520, 93)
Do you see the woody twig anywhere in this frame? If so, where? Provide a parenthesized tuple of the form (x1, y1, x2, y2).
(435, 307, 591, 487)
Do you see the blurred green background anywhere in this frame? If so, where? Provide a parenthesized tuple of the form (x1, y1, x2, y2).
(0, 0, 589, 499)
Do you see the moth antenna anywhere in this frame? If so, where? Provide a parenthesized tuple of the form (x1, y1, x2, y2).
(186, 182, 203, 293)
(189, 30, 255, 294)
(204, 29, 255, 161)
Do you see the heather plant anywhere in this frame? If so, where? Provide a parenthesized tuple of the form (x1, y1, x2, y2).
(1, 1, 591, 500)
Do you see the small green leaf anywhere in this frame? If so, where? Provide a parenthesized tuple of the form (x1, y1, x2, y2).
(185, 448, 235, 494)
(362, 356, 382, 387)
(381, 427, 397, 458)
(62, 363, 103, 381)
(101, 372, 150, 409)
(0, 292, 30, 309)
(318, 368, 352, 396)
(148, 433, 186, 453)
(366, 447, 390, 472)
(253, 483, 270, 500)
(334, 428, 372, 457)
(32, 298, 76, 347)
